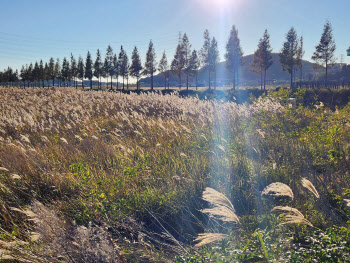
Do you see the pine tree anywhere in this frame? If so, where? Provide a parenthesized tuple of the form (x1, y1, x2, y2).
(28, 63, 34, 87)
(49, 57, 55, 87)
(20, 65, 26, 87)
(54, 59, 60, 87)
(250, 47, 263, 90)
(189, 49, 200, 90)
(39, 60, 44, 87)
(118, 46, 129, 90)
(144, 40, 157, 90)
(71, 54, 77, 88)
(158, 51, 169, 90)
(171, 43, 185, 89)
(250, 30, 273, 90)
(312, 21, 336, 87)
(33, 62, 39, 87)
(225, 25, 243, 90)
(85, 51, 93, 89)
(113, 54, 119, 90)
(103, 57, 109, 88)
(200, 29, 211, 89)
(93, 49, 102, 89)
(61, 57, 70, 87)
(279, 27, 299, 88)
(182, 33, 192, 90)
(130, 46, 143, 90)
(77, 56, 84, 88)
(209, 37, 219, 89)
(105, 45, 114, 90)
(44, 62, 50, 87)
(297, 36, 305, 81)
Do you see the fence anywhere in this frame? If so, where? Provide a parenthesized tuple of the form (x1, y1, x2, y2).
(292, 80, 350, 89)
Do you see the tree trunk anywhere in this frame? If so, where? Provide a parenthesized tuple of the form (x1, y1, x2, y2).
(122, 75, 125, 90)
(110, 75, 113, 90)
(264, 69, 267, 90)
(164, 74, 166, 90)
(214, 70, 216, 90)
(208, 69, 211, 90)
(186, 72, 189, 90)
(325, 61, 328, 88)
(196, 73, 198, 90)
(117, 76, 119, 90)
(151, 72, 154, 90)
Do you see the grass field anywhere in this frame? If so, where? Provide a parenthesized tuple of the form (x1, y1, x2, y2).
(0, 86, 350, 262)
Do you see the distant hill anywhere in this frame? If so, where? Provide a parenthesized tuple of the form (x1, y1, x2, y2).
(141, 53, 317, 86)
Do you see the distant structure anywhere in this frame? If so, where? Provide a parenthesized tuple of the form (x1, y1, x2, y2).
(347, 47, 350, 56)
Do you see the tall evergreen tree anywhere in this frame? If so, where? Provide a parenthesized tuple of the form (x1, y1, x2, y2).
(130, 46, 143, 90)
(39, 60, 44, 87)
(20, 65, 26, 87)
(33, 62, 39, 87)
(250, 47, 264, 90)
(297, 36, 305, 81)
(28, 63, 34, 87)
(93, 49, 102, 89)
(105, 45, 114, 90)
(113, 54, 119, 90)
(250, 30, 273, 90)
(200, 29, 211, 89)
(144, 40, 157, 90)
(44, 62, 50, 87)
(225, 25, 243, 90)
(158, 51, 169, 89)
(70, 54, 77, 88)
(279, 27, 299, 88)
(171, 43, 185, 89)
(49, 57, 55, 87)
(61, 57, 70, 87)
(182, 33, 192, 90)
(118, 46, 129, 90)
(312, 21, 336, 87)
(103, 57, 109, 88)
(77, 56, 85, 88)
(54, 59, 60, 87)
(85, 51, 93, 89)
(189, 49, 200, 90)
(209, 37, 219, 89)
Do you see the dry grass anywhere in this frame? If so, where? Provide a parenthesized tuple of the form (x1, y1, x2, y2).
(261, 182, 294, 200)
(301, 178, 320, 199)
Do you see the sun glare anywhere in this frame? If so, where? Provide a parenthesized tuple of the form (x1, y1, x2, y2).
(196, 0, 240, 12)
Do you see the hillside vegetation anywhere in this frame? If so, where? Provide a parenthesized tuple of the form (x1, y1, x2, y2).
(0, 87, 349, 262)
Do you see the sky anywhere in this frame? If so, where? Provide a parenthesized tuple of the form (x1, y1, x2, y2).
(0, 0, 349, 73)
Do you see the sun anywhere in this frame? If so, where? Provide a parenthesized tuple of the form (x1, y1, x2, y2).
(196, 0, 239, 11)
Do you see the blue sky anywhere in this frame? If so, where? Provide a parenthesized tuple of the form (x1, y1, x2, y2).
(0, 0, 349, 71)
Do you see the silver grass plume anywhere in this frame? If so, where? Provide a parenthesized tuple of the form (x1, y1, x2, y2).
(279, 215, 314, 227)
(194, 233, 229, 247)
(271, 206, 304, 217)
(272, 206, 313, 227)
(301, 178, 320, 199)
(201, 187, 240, 224)
(261, 182, 294, 199)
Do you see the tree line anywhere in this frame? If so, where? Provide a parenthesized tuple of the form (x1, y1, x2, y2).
(0, 21, 337, 90)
